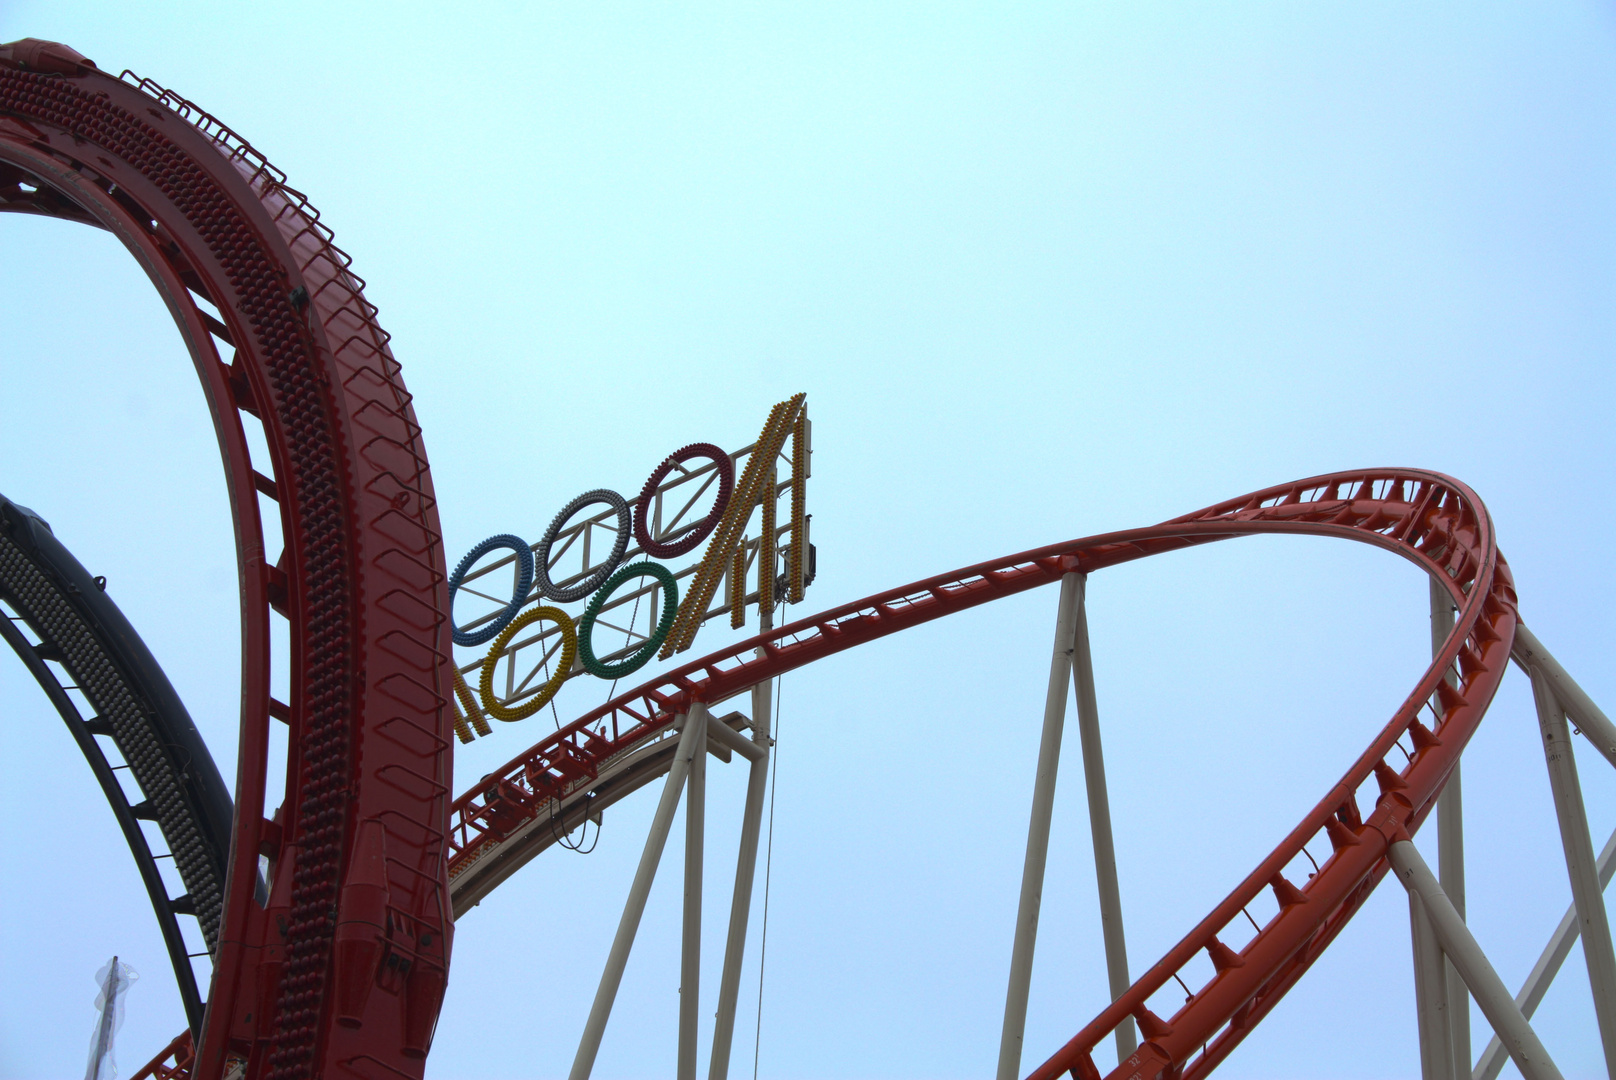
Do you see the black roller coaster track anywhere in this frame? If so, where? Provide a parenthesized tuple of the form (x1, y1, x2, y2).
(0, 492, 234, 1036)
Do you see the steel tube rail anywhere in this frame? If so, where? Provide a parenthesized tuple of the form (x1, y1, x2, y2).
(680, 708, 709, 1080)
(708, 666, 775, 1079)
(1513, 625, 1616, 771)
(1411, 889, 1455, 1080)
(570, 711, 703, 1080)
(1475, 823, 1616, 1080)
(1071, 573, 1137, 1065)
(1431, 576, 1469, 1079)
(998, 572, 1083, 1080)
(1388, 841, 1564, 1080)
(1529, 669, 1616, 1073)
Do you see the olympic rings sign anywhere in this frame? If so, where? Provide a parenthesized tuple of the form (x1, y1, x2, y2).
(447, 395, 808, 743)
(449, 443, 729, 686)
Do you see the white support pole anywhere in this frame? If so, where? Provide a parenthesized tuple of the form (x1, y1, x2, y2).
(679, 706, 709, 1080)
(571, 710, 705, 1080)
(997, 572, 1082, 1080)
(1513, 625, 1616, 772)
(1411, 887, 1455, 1080)
(1530, 667, 1616, 1075)
(707, 671, 774, 1080)
(1475, 822, 1616, 1080)
(1431, 577, 1470, 1078)
(1388, 840, 1565, 1080)
(1072, 574, 1136, 1064)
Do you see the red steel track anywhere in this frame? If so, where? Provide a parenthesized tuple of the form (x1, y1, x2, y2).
(0, 41, 454, 1080)
(451, 467, 1515, 1080)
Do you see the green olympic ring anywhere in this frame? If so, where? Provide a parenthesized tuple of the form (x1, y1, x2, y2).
(577, 561, 680, 680)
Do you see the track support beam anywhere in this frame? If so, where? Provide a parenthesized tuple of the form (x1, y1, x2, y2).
(570, 708, 705, 1080)
(1512, 625, 1616, 772)
(1475, 823, 1616, 1080)
(680, 707, 708, 1080)
(1073, 574, 1136, 1063)
(1411, 888, 1455, 1080)
(1529, 666, 1616, 1075)
(998, 572, 1083, 1080)
(1431, 577, 1470, 1079)
(708, 671, 774, 1080)
(1388, 840, 1564, 1080)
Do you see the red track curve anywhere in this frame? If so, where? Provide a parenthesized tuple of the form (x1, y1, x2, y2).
(450, 468, 1516, 1080)
(1, 42, 454, 1080)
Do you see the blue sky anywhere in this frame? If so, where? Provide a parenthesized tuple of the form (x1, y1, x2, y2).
(2, 3, 1615, 1077)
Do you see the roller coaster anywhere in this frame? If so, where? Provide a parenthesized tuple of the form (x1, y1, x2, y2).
(2, 36, 1612, 1080)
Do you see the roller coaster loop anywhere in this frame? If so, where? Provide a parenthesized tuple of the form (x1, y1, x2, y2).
(0, 40, 454, 1080)
(447, 467, 1528, 1080)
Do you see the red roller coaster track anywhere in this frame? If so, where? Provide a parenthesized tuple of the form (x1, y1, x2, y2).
(0, 40, 454, 1080)
(449, 467, 1514, 1080)
(2, 36, 1536, 1080)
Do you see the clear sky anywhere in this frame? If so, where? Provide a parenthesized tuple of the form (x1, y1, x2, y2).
(2, 3, 1614, 1078)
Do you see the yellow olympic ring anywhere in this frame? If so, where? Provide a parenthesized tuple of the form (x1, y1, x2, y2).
(478, 605, 578, 722)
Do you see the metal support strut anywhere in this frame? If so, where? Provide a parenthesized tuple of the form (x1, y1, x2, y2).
(996, 571, 1135, 1080)
(680, 705, 708, 1080)
(1431, 577, 1470, 1079)
(1072, 574, 1135, 1063)
(1474, 823, 1616, 1080)
(570, 706, 707, 1080)
(1410, 888, 1454, 1080)
(998, 572, 1083, 1080)
(1529, 664, 1616, 1075)
(707, 670, 774, 1080)
(1388, 840, 1564, 1080)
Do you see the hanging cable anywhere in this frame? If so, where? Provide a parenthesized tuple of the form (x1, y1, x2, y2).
(551, 792, 600, 854)
(753, 673, 783, 1080)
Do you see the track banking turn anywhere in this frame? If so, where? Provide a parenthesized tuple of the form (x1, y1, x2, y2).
(450, 468, 1515, 1080)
